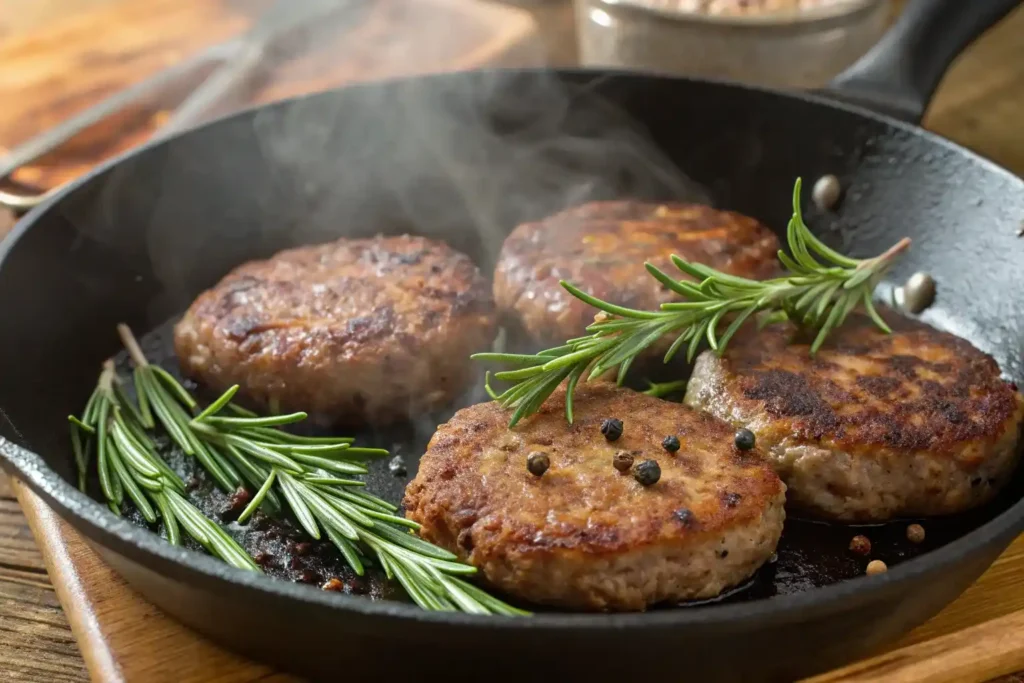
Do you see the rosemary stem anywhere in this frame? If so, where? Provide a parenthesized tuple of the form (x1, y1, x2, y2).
(89, 334, 530, 615)
(474, 178, 910, 427)
(856, 237, 912, 270)
(117, 323, 150, 368)
(99, 360, 117, 391)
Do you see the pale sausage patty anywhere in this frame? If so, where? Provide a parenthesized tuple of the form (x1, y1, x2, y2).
(684, 311, 1024, 522)
(404, 383, 786, 611)
(174, 235, 496, 426)
(493, 201, 780, 345)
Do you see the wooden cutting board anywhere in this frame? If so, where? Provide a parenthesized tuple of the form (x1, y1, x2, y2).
(0, 0, 539, 197)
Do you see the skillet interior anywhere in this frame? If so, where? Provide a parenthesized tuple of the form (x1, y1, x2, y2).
(109, 309, 1024, 610)
(2, 69, 1024, 681)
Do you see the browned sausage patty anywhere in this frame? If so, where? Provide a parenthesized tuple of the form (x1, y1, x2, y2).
(684, 311, 1024, 521)
(404, 382, 786, 611)
(493, 201, 781, 345)
(173, 235, 496, 426)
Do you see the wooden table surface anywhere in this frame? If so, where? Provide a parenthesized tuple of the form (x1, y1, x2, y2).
(1, 1, 1024, 681)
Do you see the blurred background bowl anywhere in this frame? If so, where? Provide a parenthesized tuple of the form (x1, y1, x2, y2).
(574, 0, 892, 88)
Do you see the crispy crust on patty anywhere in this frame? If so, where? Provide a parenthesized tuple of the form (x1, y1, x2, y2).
(403, 383, 786, 610)
(173, 235, 496, 426)
(493, 201, 781, 345)
(684, 311, 1024, 521)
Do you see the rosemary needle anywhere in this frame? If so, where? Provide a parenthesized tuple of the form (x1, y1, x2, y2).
(115, 326, 528, 616)
(473, 178, 911, 427)
(69, 362, 259, 572)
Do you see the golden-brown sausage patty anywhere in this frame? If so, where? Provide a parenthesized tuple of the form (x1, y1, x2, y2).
(403, 382, 786, 611)
(493, 201, 781, 345)
(684, 311, 1024, 521)
(174, 235, 496, 426)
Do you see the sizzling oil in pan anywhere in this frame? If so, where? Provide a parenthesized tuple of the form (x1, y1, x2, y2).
(105, 318, 1024, 612)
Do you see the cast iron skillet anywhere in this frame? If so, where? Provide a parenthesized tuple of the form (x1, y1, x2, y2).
(2, 1, 1023, 680)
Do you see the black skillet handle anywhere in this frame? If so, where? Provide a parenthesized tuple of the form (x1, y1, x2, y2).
(823, 0, 1022, 123)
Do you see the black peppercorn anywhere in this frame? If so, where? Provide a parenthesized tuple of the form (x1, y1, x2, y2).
(527, 451, 550, 476)
(674, 508, 694, 527)
(612, 451, 634, 473)
(734, 428, 756, 451)
(662, 435, 680, 453)
(634, 459, 661, 486)
(601, 418, 623, 441)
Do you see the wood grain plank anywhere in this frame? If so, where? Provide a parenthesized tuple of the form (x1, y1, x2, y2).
(0, 0, 264, 190)
(0, 488, 88, 683)
(0, 204, 13, 240)
(0, 478, 52, 592)
(0, 0, 116, 42)
(1, 498, 49, 573)
(898, 536, 1024, 648)
(805, 609, 1024, 683)
(15, 481, 297, 683)
(0, 565, 53, 591)
(0, 644, 87, 683)
(924, 5, 1024, 114)
(923, 5, 1024, 174)
(0, 0, 536, 192)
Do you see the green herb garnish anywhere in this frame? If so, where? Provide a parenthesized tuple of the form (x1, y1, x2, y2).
(473, 178, 910, 428)
(642, 379, 689, 399)
(89, 325, 528, 616)
(69, 362, 259, 571)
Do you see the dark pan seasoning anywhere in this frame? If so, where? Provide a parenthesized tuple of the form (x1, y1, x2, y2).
(107, 317, 1024, 612)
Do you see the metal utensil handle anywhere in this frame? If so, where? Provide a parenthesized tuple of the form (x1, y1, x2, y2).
(824, 0, 1022, 123)
(156, 48, 267, 139)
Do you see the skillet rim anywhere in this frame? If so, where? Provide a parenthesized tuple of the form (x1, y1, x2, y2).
(2, 66, 1023, 631)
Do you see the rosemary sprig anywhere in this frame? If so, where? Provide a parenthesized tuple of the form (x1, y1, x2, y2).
(116, 326, 528, 616)
(642, 379, 689, 399)
(69, 362, 259, 572)
(473, 178, 911, 427)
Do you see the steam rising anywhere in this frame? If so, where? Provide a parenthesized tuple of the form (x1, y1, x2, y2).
(59, 12, 712, 311)
(233, 67, 709, 435)
(42, 27, 713, 445)
(242, 68, 709, 270)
